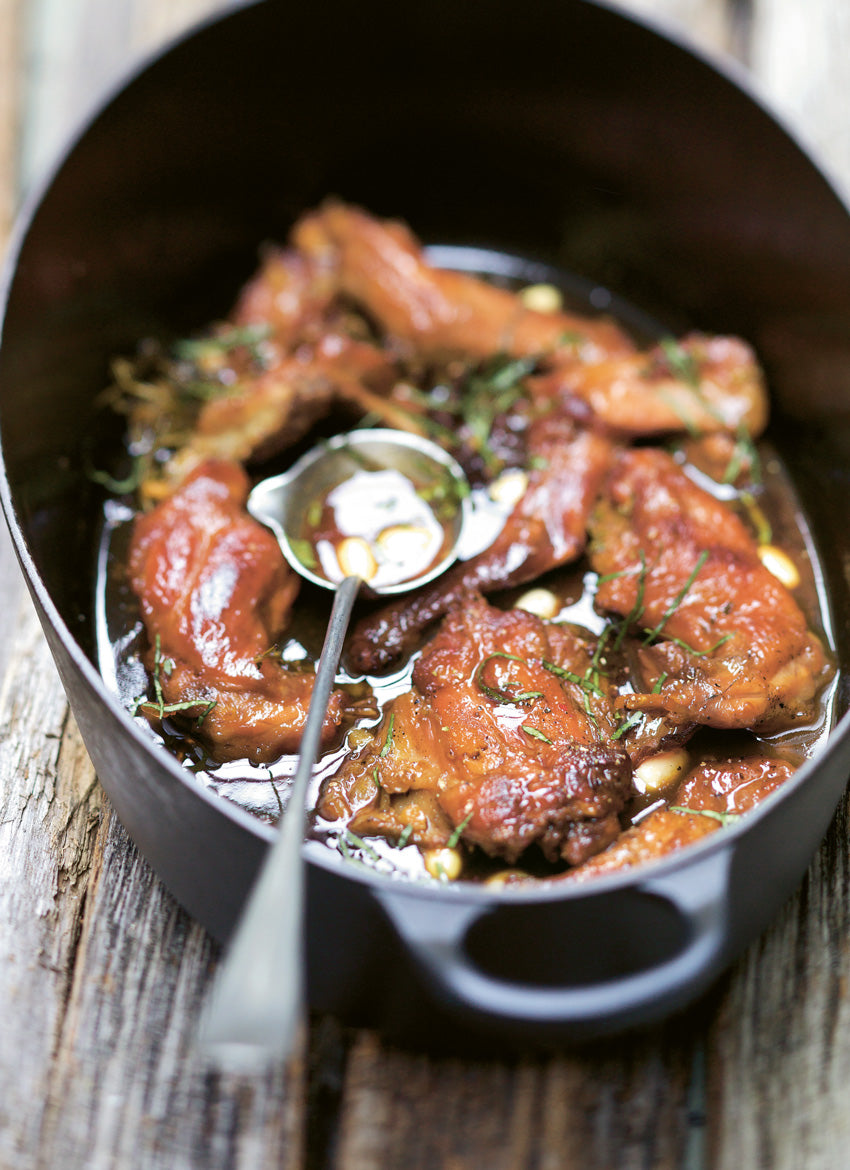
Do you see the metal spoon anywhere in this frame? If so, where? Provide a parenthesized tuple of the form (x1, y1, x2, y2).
(200, 429, 470, 1068)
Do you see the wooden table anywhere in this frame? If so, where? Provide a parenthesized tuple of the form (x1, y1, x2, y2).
(2, 1, 850, 1166)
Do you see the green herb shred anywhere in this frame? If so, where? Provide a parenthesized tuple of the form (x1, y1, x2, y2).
(610, 711, 643, 740)
(131, 635, 216, 726)
(447, 811, 473, 849)
(660, 337, 701, 389)
(521, 724, 552, 744)
(475, 652, 542, 705)
(642, 549, 708, 645)
(380, 714, 396, 758)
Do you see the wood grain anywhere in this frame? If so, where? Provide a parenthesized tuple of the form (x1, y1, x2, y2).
(333, 1024, 707, 1170)
(0, 596, 102, 1166)
(749, 0, 850, 198)
(0, 0, 21, 240)
(2, 0, 850, 1167)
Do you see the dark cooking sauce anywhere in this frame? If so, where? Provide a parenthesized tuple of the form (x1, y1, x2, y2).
(94, 245, 839, 887)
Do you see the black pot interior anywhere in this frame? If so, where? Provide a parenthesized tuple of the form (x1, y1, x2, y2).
(3, 0, 850, 840)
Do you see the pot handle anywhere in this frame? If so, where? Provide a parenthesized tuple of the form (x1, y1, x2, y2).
(375, 847, 731, 1032)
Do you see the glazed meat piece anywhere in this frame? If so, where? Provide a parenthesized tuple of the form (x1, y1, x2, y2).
(564, 752, 794, 882)
(529, 332, 768, 439)
(673, 752, 794, 814)
(230, 243, 337, 346)
(164, 244, 398, 483)
(295, 203, 767, 439)
(321, 593, 632, 865)
(148, 202, 767, 499)
(559, 808, 718, 882)
(589, 448, 831, 731)
(114, 239, 399, 495)
(128, 459, 349, 763)
(293, 201, 635, 363)
(166, 329, 396, 482)
(347, 415, 614, 673)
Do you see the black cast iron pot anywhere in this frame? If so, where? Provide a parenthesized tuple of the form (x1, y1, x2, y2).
(3, 0, 850, 1050)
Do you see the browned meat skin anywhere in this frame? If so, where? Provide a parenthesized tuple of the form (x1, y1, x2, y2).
(529, 333, 768, 439)
(294, 203, 767, 441)
(128, 459, 348, 763)
(346, 416, 615, 674)
(168, 331, 395, 479)
(589, 448, 831, 731)
(163, 243, 398, 484)
(563, 752, 794, 882)
(560, 809, 718, 882)
(292, 201, 635, 363)
(674, 752, 793, 814)
(320, 594, 632, 865)
(231, 244, 337, 346)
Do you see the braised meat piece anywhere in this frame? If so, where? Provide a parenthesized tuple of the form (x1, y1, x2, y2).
(346, 415, 614, 673)
(563, 752, 794, 882)
(673, 752, 793, 814)
(163, 241, 397, 483)
(295, 203, 767, 440)
(166, 329, 396, 481)
(320, 593, 632, 866)
(230, 242, 337, 347)
(589, 448, 831, 731)
(128, 459, 349, 763)
(560, 808, 719, 882)
(529, 333, 768, 439)
(293, 201, 635, 363)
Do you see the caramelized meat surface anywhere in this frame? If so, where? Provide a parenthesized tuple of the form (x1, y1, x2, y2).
(589, 448, 830, 731)
(128, 459, 348, 762)
(347, 416, 614, 673)
(293, 201, 634, 363)
(564, 752, 794, 882)
(321, 594, 632, 865)
(531, 333, 767, 439)
(164, 241, 397, 483)
(674, 752, 793, 814)
(167, 332, 395, 481)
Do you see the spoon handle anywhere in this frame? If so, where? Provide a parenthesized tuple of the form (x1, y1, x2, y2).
(200, 574, 362, 1069)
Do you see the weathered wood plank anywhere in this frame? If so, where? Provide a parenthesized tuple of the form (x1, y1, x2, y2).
(0, 595, 104, 1165)
(0, 0, 27, 678)
(700, 0, 850, 1165)
(38, 805, 306, 1170)
(708, 802, 850, 1169)
(2, 3, 309, 1168)
(0, 593, 308, 1169)
(19, 0, 233, 196)
(333, 1017, 713, 1170)
(749, 0, 850, 198)
(0, 0, 22, 239)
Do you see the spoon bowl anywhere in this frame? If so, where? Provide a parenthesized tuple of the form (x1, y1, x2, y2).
(247, 428, 472, 596)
